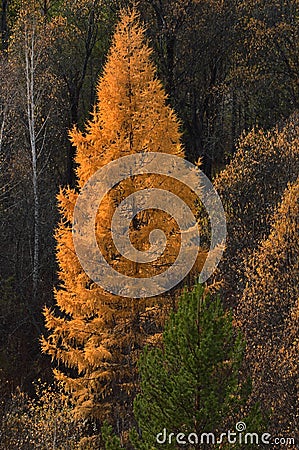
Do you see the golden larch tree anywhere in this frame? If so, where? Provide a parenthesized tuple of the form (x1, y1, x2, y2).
(237, 176, 299, 441)
(42, 9, 204, 429)
(212, 113, 299, 307)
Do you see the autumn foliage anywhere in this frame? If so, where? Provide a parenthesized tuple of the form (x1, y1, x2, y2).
(0, 1, 298, 448)
(42, 9, 203, 428)
(213, 113, 299, 306)
(212, 114, 299, 443)
(237, 176, 299, 440)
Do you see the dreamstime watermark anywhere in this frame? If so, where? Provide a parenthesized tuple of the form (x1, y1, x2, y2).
(73, 152, 226, 298)
(156, 422, 296, 446)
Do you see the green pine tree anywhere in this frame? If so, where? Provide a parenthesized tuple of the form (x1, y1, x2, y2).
(132, 283, 262, 449)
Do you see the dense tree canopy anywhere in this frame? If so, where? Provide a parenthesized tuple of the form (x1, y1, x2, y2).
(237, 176, 299, 441)
(213, 113, 299, 306)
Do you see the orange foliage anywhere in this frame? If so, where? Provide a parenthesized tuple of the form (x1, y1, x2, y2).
(213, 113, 299, 307)
(42, 9, 203, 428)
(237, 176, 299, 440)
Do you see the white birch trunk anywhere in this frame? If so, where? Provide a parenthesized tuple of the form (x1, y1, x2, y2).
(25, 27, 39, 303)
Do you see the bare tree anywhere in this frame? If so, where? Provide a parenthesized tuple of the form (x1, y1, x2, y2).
(24, 24, 41, 303)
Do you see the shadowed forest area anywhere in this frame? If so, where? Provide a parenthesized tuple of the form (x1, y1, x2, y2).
(0, 1, 298, 449)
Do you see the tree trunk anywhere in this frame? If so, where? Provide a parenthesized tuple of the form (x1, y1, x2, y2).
(66, 86, 79, 187)
(25, 28, 39, 304)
